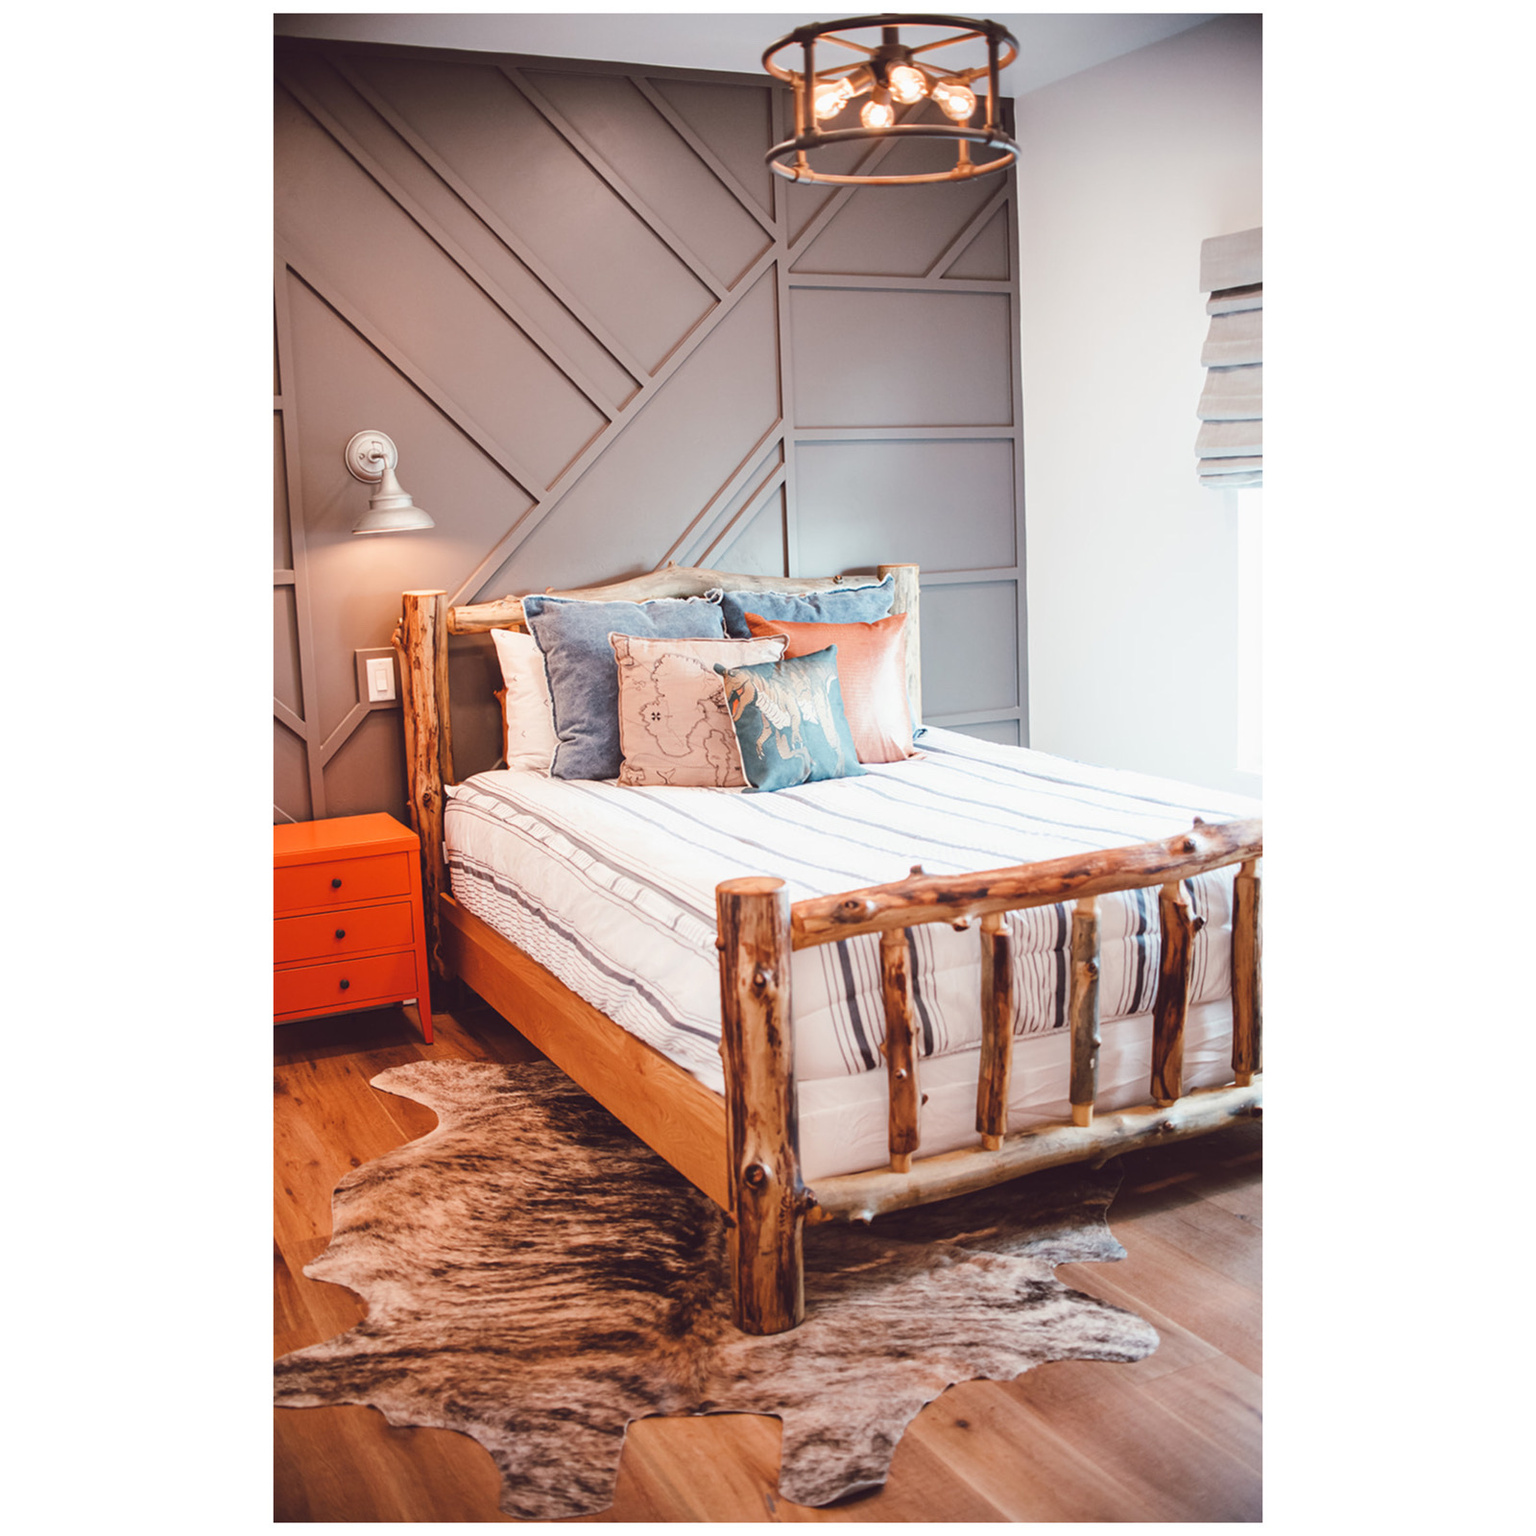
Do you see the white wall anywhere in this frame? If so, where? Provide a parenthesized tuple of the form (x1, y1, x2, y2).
(1017, 14, 1261, 796)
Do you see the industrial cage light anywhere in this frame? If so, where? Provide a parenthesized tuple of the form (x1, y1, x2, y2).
(763, 13, 1020, 187)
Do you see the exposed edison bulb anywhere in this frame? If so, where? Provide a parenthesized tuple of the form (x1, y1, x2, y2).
(812, 77, 855, 120)
(861, 91, 896, 130)
(932, 77, 977, 123)
(887, 63, 927, 104)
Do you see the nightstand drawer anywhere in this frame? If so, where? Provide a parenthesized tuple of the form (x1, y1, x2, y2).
(274, 851, 412, 914)
(274, 901, 416, 965)
(274, 950, 420, 1017)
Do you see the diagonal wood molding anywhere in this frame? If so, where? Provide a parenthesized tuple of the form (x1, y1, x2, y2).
(633, 76, 778, 240)
(273, 42, 1026, 820)
(279, 242, 547, 499)
(280, 73, 624, 422)
(274, 251, 327, 819)
(444, 249, 782, 609)
(691, 460, 788, 570)
(655, 420, 785, 570)
(927, 184, 1011, 280)
(501, 64, 730, 302)
(332, 57, 652, 390)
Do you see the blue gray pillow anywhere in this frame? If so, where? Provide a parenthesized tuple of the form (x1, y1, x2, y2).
(523, 592, 727, 780)
(718, 575, 894, 639)
(715, 646, 866, 792)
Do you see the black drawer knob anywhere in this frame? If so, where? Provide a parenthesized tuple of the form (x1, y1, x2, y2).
(335, 928, 346, 940)
(339, 978, 350, 990)
(331, 877, 343, 889)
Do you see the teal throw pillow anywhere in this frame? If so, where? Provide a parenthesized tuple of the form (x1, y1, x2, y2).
(714, 646, 866, 791)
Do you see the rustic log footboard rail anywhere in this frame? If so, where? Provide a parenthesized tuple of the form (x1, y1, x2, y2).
(717, 816, 1263, 1333)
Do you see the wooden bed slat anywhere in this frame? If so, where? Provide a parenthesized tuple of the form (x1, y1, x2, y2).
(879, 928, 920, 1173)
(717, 878, 805, 1335)
(1068, 896, 1102, 1128)
(1151, 881, 1199, 1106)
(975, 911, 1014, 1151)
(1232, 858, 1262, 1086)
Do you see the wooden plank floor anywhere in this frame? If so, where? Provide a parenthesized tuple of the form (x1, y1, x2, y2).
(275, 995, 1261, 1522)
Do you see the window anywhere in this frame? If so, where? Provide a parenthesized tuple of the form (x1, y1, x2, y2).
(1236, 490, 1262, 776)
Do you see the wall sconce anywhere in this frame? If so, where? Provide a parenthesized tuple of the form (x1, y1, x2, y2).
(344, 430, 435, 535)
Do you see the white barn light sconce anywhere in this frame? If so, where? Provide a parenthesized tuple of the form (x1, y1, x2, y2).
(344, 430, 436, 534)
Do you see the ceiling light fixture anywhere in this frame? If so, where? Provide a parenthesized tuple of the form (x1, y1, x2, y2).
(763, 14, 1019, 186)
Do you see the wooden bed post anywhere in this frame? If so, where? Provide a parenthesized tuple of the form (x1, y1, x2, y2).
(1068, 897, 1102, 1127)
(1232, 859, 1262, 1085)
(716, 877, 804, 1335)
(397, 590, 454, 980)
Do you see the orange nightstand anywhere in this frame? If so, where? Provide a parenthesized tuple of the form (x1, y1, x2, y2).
(274, 812, 433, 1043)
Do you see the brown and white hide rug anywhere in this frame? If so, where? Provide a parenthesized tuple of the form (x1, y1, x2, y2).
(274, 1060, 1158, 1520)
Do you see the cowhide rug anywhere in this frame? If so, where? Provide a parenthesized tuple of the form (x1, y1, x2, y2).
(274, 1060, 1158, 1520)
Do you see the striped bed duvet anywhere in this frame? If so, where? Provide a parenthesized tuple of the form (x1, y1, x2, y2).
(444, 728, 1259, 1129)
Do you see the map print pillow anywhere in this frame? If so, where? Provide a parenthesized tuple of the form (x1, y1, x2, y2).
(611, 633, 788, 787)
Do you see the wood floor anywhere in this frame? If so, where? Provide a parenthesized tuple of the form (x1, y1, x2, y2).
(275, 994, 1262, 1522)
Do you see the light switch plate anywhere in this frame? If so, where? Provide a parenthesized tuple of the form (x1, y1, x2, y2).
(354, 648, 399, 710)
(367, 656, 395, 701)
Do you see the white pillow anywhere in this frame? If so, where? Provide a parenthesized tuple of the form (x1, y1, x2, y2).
(490, 628, 558, 773)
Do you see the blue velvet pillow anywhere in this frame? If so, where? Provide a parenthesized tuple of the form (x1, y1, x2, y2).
(714, 646, 866, 791)
(523, 592, 726, 780)
(718, 575, 894, 639)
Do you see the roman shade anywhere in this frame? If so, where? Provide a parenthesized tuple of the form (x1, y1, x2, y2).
(1196, 226, 1262, 489)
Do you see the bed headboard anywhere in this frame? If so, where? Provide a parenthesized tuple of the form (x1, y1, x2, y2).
(395, 563, 921, 973)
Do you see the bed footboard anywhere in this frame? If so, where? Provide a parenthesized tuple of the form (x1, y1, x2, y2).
(716, 816, 1263, 1335)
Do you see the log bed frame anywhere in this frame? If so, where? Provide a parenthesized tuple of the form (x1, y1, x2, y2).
(395, 563, 1262, 1335)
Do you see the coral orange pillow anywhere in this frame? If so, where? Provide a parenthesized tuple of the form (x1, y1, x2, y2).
(743, 610, 915, 762)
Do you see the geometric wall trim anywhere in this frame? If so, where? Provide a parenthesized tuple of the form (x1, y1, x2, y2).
(275, 39, 1026, 822)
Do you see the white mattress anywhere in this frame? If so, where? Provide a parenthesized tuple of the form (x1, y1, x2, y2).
(795, 999, 1236, 1179)
(444, 727, 1259, 1179)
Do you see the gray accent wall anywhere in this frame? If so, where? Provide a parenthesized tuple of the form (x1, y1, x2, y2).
(274, 37, 1027, 822)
